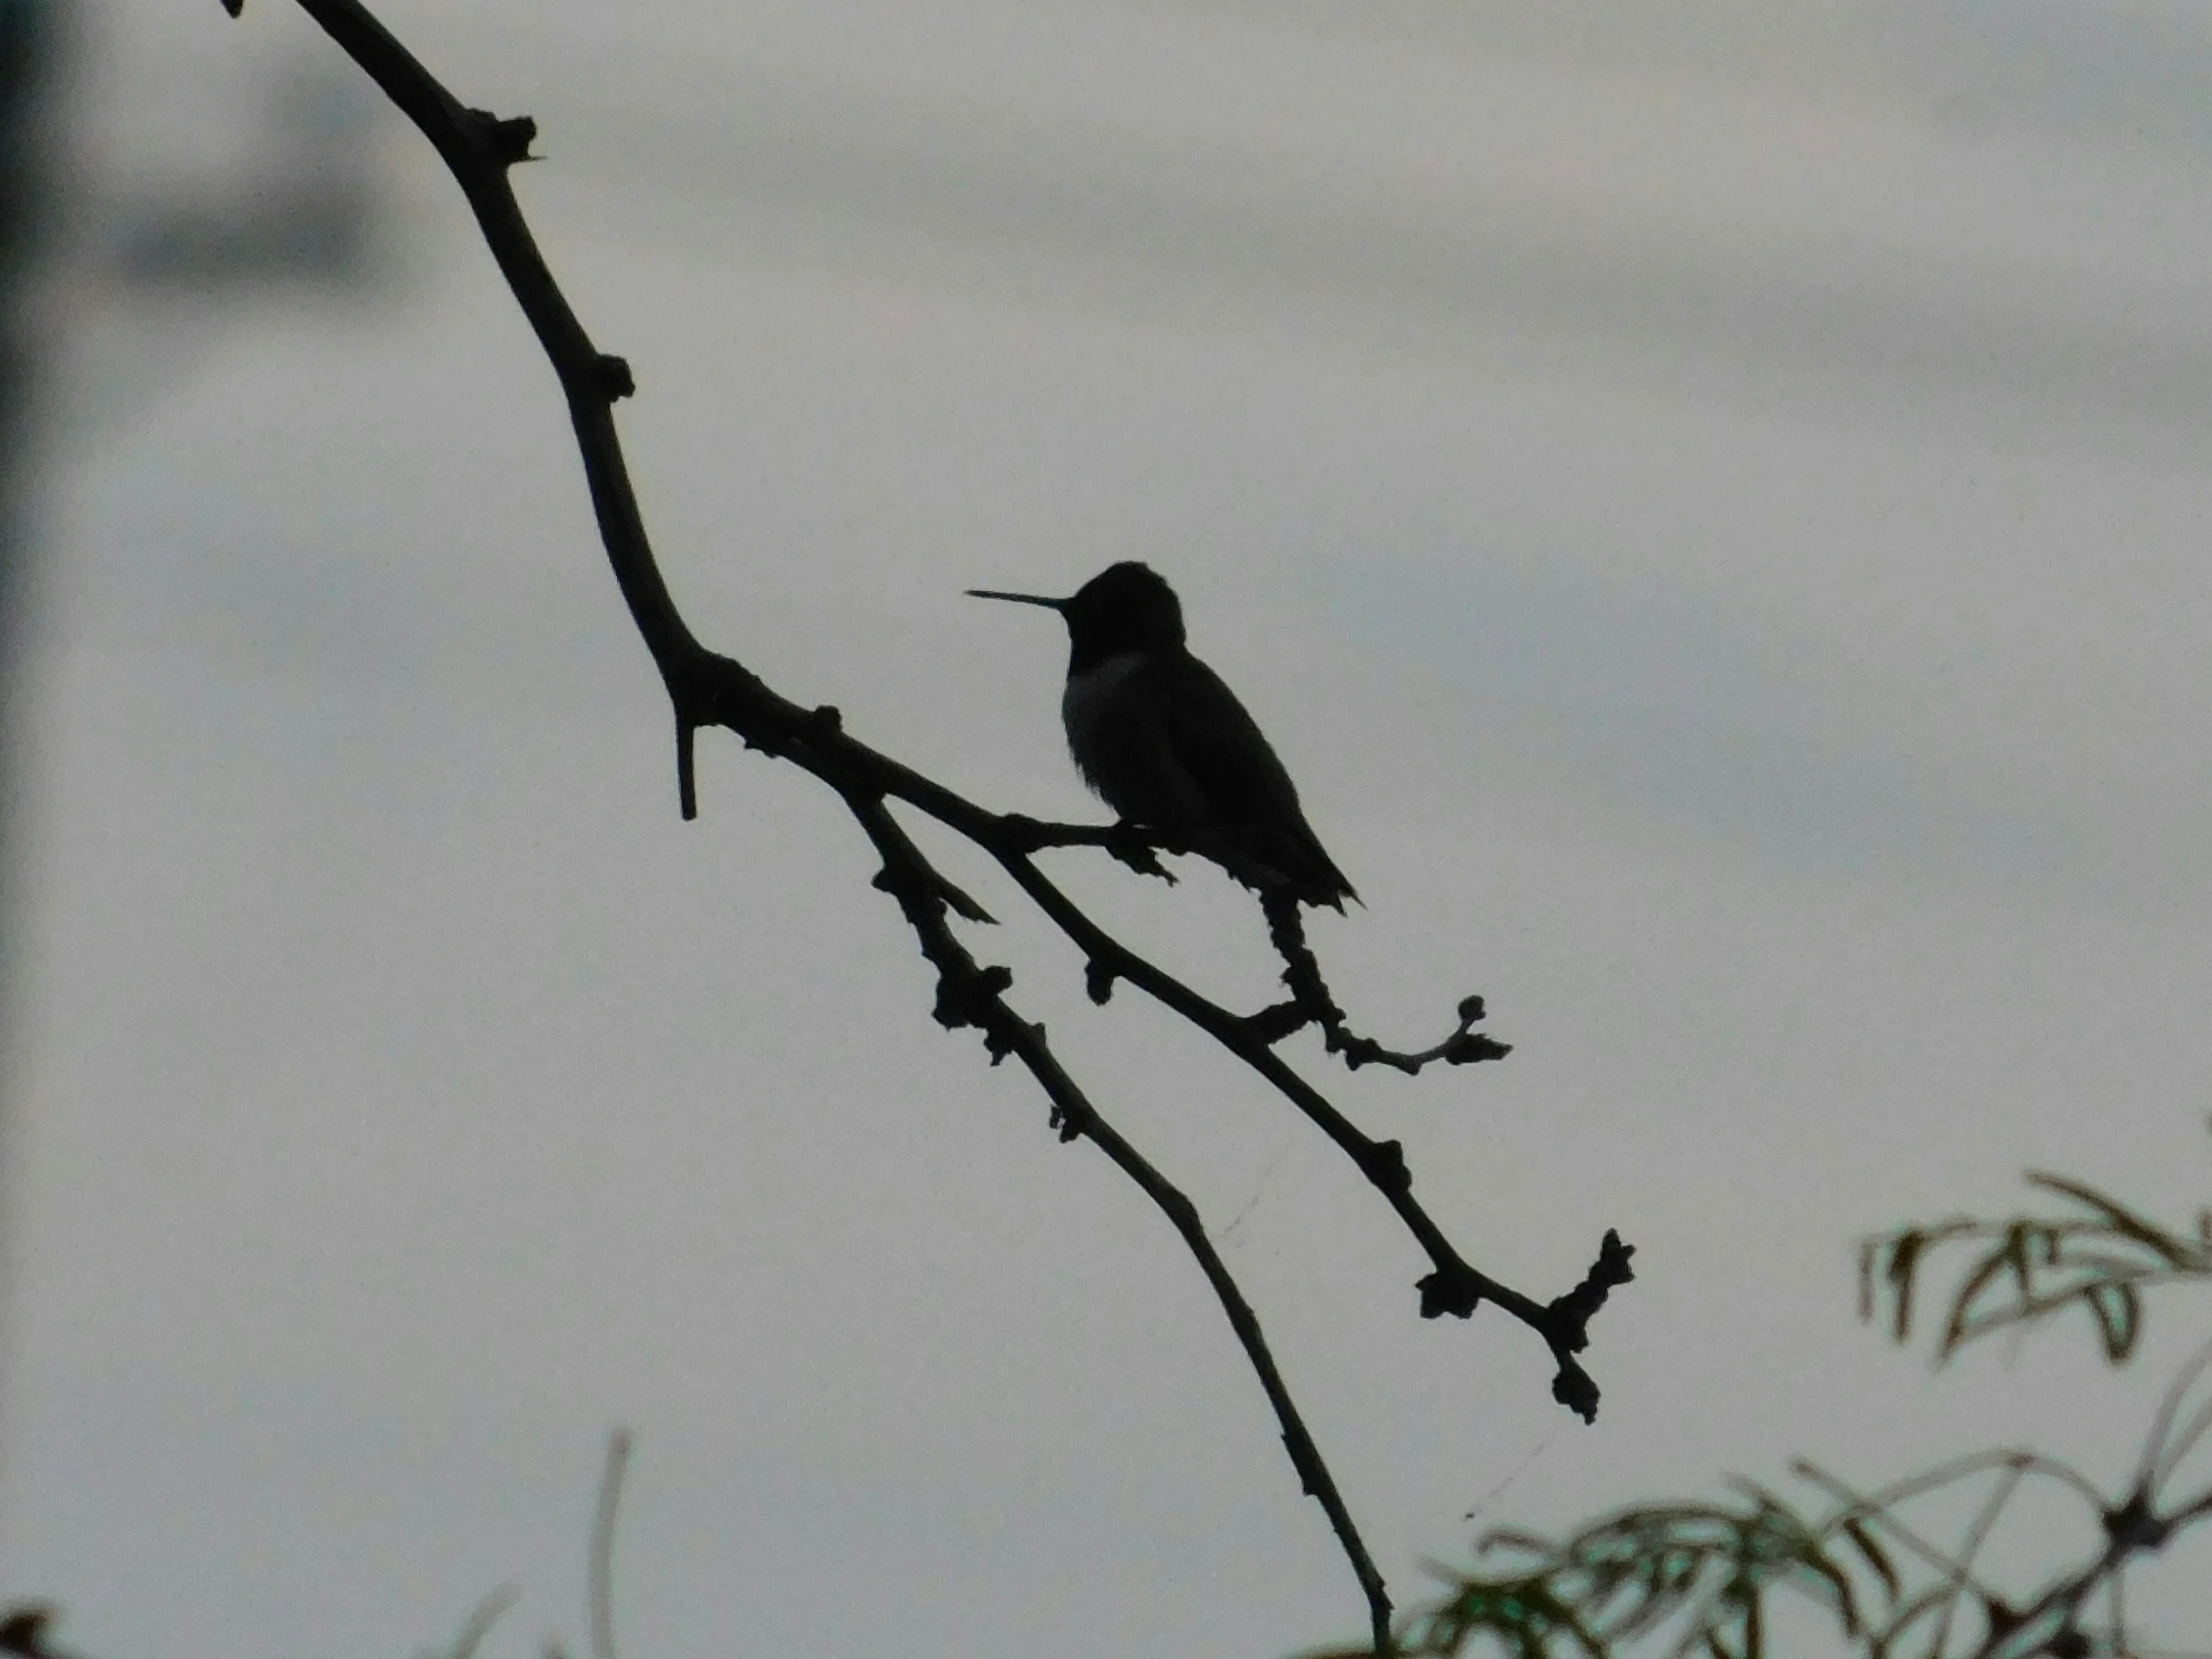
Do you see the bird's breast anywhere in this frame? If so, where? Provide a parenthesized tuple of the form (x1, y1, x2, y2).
(1061, 650, 1148, 760)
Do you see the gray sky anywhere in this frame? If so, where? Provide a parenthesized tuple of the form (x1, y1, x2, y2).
(8, 0, 2212, 1654)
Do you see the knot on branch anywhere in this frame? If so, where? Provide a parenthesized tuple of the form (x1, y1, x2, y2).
(1284, 1433, 1322, 1497)
(2104, 1490, 2171, 1552)
(1417, 1265, 1483, 1320)
(465, 108, 539, 168)
(930, 961, 1015, 1045)
(995, 813, 1047, 851)
(1356, 1137, 1410, 1193)
(594, 353, 636, 400)
(666, 650, 789, 758)
(1085, 959, 1117, 1005)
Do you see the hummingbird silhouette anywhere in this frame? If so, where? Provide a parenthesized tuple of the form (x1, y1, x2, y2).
(968, 562, 1359, 910)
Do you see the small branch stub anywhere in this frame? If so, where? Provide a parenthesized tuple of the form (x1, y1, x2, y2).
(594, 353, 636, 400)
(466, 108, 538, 167)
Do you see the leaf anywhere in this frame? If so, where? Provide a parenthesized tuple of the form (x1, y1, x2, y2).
(1941, 1233, 2029, 1358)
(1840, 1517, 1901, 1605)
(2027, 1174, 2205, 1270)
(1886, 1232, 1925, 1343)
(2084, 1281, 2142, 1362)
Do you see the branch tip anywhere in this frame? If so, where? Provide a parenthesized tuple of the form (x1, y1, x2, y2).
(675, 716, 697, 820)
(1546, 1229, 1637, 1348)
(1263, 888, 1506, 1075)
(1445, 1032, 1512, 1065)
(1550, 1360, 1600, 1423)
(940, 882, 996, 925)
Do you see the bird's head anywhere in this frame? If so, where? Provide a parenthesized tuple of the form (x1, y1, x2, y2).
(967, 561, 1186, 669)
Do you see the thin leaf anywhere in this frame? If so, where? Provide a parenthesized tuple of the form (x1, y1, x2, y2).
(2027, 1175, 2205, 1270)
(2085, 1282, 2142, 1363)
(1842, 1516, 1902, 1603)
(1887, 1233, 1925, 1343)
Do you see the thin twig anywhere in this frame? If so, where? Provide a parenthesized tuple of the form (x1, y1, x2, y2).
(841, 787, 1396, 1652)
(589, 1429, 631, 1659)
(1260, 891, 1510, 1075)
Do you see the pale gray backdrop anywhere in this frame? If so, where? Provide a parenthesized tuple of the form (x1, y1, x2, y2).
(6, 1, 2212, 1654)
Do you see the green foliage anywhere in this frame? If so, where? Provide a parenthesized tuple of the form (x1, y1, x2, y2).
(1382, 1482, 1860, 1659)
(1862, 1160, 2212, 1364)
(1360, 1129, 2212, 1659)
(1314, 1452, 2121, 1659)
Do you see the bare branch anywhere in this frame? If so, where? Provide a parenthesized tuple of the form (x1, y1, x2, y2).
(253, 0, 1636, 1639)
(1260, 891, 1511, 1076)
(841, 786, 1396, 1651)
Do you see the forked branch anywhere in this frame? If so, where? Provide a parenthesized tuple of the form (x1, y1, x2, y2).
(230, 2, 1635, 1646)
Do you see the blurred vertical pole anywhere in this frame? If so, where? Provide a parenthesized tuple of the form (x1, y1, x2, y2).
(0, 0, 54, 762)
(0, 0, 57, 1489)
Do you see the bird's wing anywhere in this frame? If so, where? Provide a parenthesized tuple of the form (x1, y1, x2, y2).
(1153, 656, 1305, 828)
(1156, 656, 1359, 907)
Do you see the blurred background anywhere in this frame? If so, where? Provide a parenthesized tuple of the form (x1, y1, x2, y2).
(5, 0, 2212, 1653)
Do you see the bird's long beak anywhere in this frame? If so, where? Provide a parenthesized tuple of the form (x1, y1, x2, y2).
(965, 588, 1067, 610)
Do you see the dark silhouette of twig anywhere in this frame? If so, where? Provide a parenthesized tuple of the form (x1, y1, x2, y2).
(428, 1587, 517, 1659)
(848, 785, 1398, 1645)
(219, 1, 1636, 1644)
(1259, 890, 1512, 1075)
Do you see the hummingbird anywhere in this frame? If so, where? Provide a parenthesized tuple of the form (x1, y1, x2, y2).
(967, 562, 1359, 910)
